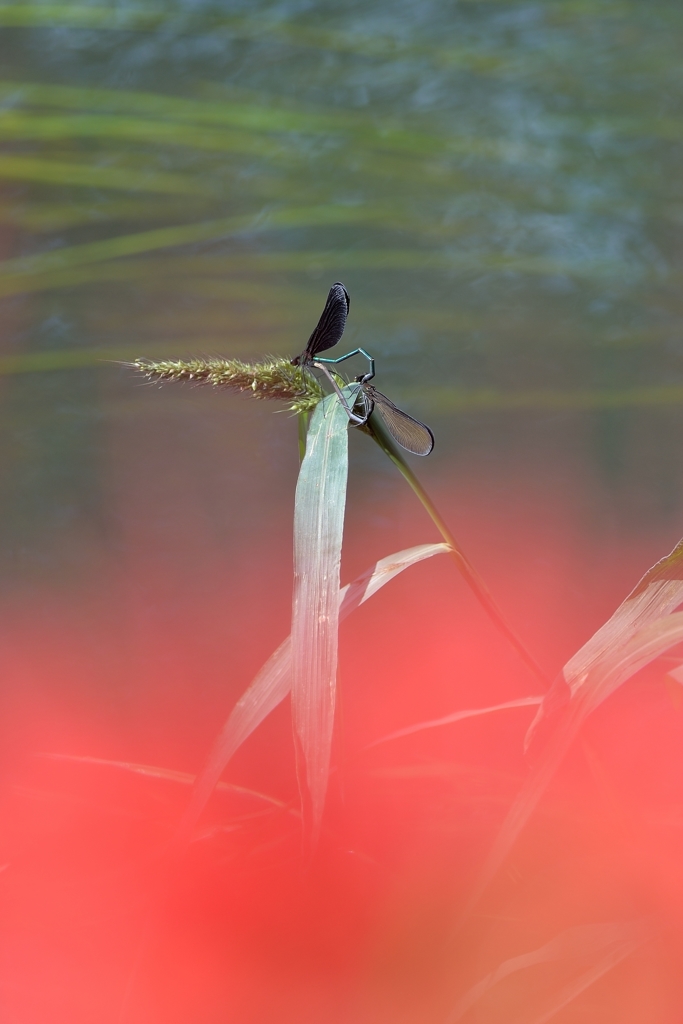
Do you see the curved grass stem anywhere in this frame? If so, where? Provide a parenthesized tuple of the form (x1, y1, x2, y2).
(298, 410, 309, 462)
(364, 411, 549, 689)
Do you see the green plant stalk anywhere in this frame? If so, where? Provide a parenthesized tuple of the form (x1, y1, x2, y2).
(298, 410, 309, 462)
(364, 411, 549, 689)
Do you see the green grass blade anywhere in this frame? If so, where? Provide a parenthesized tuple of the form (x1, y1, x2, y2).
(526, 931, 647, 1024)
(0, 110, 286, 156)
(0, 154, 207, 194)
(171, 542, 450, 853)
(0, 5, 165, 29)
(470, 615, 683, 913)
(0, 206, 375, 298)
(448, 922, 646, 1023)
(578, 611, 683, 716)
(467, 539, 683, 912)
(34, 752, 294, 810)
(0, 245, 626, 300)
(365, 696, 543, 750)
(291, 390, 352, 846)
(526, 535, 683, 749)
(365, 410, 549, 688)
(0, 80, 526, 163)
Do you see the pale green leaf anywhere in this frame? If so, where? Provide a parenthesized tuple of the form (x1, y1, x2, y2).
(34, 752, 293, 810)
(171, 542, 449, 852)
(469, 539, 683, 912)
(0, 154, 207, 194)
(365, 696, 543, 750)
(0, 207, 375, 298)
(290, 390, 352, 844)
(526, 535, 683, 749)
(449, 921, 646, 1023)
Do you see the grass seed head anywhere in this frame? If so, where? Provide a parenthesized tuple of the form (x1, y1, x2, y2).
(132, 356, 324, 413)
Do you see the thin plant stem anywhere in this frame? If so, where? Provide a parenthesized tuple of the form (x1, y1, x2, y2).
(298, 410, 309, 463)
(364, 411, 549, 689)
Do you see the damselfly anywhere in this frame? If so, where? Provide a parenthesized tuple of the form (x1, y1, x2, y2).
(291, 282, 374, 379)
(354, 382, 434, 456)
(294, 283, 433, 456)
(318, 366, 434, 457)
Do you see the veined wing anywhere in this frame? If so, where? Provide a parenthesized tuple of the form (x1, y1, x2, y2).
(367, 386, 434, 456)
(293, 282, 350, 364)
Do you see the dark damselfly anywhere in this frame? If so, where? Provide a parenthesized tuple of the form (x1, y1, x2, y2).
(316, 362, 434, 457)
(291, 282, 375, 379)
(294, 283, 433, 456)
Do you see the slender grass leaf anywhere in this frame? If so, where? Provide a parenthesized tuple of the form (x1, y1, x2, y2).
(0, 206, 375, 297)
(470, 613, 683, 911)
(2, 198, 208, 233)
(0, 80, 536, 164)
(467, 539, 683, 912)
(290, 390, 353, 845)
(366, 407, 549, 688)
(575, 610, 683, 716)
(526, 536, 683, 750)
(0, 79, 336, 133)
(171, 542, 449, 853)
(34, 752, 294, 810)
(526, 937, 647, 1024)
(0, 111, 287, 157)
(0, 5, 165, 29)
(365, 696, 543, 750)
(0, 154, 208, 194)
(448, 921, 646, 1023)
(0, 245, 627, 299)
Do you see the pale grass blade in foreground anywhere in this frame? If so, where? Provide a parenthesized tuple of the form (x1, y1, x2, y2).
(290, 390, 352, 845)
(467, 538, 683, 912)
(365, 696, 543, 749)
(448, 921, 646, 1024)
(526, 535, 683, 750)
(35, 752, 295, 811)
(171, 542, 450, 852)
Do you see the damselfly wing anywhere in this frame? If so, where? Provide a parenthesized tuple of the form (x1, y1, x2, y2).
(291, 282, 350, 365)
(362, 384, 434, 456)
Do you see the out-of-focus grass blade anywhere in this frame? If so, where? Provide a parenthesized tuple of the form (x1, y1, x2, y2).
(0, 154, 207, 194)
(0, 111, 288, 157)
(0, 246, 627, 300)
(365, 696, 543, 749)
(0, 206, 373, 298)
(525, 935, 648, 1024)
(290, 390, 353, 846)
(448, 921, 647, 1023)
(0, 79, 335, 133)
(0, 5, 165, 29)
(3, 197, 214, 232)
(467, 538, 683, 912)
(35, 752, 294, 810)
(526, 536, 683, 750)
(171, 542, 449, 853)
(0, 80, 533, 164)
(339, 541, 451, 613)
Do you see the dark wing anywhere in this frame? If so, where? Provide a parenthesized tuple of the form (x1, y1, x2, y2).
(293, 282, 350, 364)
(368, 387, 434, 456)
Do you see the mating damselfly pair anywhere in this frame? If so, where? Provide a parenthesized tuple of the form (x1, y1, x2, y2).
(292, 282, 434, 457)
